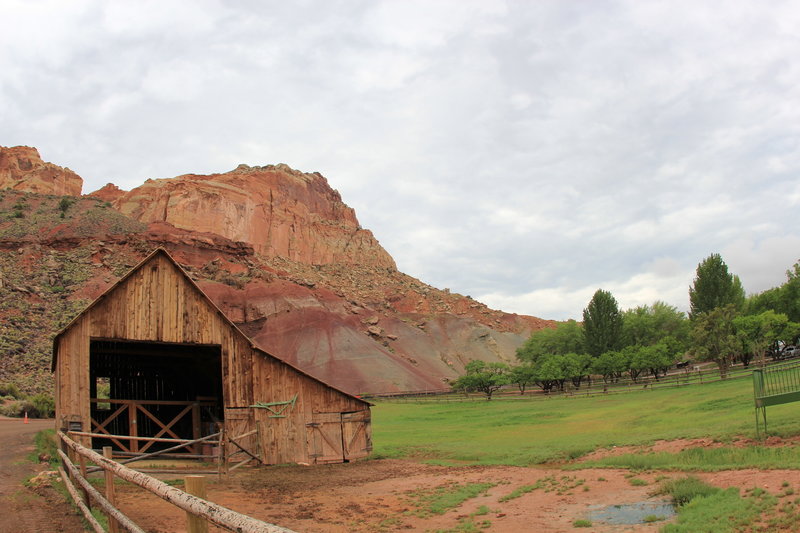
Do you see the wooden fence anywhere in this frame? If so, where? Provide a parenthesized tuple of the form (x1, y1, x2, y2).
(57, 430, 295, 533)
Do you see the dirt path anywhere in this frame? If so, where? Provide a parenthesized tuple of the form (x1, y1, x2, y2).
(0, 417, 85, 533)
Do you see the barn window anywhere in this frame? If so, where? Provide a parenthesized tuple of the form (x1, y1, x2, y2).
(89, 338, 223, 454)
(94, 376, 110, 410)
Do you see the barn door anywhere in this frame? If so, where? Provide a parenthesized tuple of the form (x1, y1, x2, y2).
(342, 410, 372, 460)
(307, 410, 372, 464)
(307, 412, 344, 464)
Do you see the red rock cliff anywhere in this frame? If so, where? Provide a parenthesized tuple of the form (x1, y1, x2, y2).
(112, 164, 396, 268)
(0, 146, 83, 196)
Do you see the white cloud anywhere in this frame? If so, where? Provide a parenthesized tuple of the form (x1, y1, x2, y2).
(2, 0, 800, 321)
(723, 236, 800, 294)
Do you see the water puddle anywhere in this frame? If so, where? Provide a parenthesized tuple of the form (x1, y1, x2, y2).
(586, 500, 676, 525)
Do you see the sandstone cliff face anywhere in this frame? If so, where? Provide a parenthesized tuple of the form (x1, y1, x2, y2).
(0, 150, 555, 395)
(0, 146, 83, 196)
(88, 183, 125, 203)
(112, 164, 396, 269)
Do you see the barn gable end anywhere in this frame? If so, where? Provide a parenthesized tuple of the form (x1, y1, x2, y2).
(52, 248, 371, 465)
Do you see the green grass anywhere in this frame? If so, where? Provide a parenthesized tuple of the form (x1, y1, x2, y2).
(662, 486, 776, 532)
(372, 376, 800, 466)
(404, 482, 496, 517)
(651, 477, 800, 532)
(496, 475, 585, 501)
(656, 476, 721, 506)
(571, 445, 800, 471)
(498, 483, 539, 502)
(29, 429, 60, 467)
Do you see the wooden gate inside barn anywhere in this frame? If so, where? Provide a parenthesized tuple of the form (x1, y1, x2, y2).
(307, 410, 372, 464)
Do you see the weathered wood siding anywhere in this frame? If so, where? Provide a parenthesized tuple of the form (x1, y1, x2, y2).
(54, 250, 370, 464)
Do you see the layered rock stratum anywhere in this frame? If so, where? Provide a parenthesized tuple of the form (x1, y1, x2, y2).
(105, 164, 395, 268)
(0, 146, 83, 196)
(0, 145, 553, 395)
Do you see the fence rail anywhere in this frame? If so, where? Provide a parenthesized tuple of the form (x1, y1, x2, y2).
(365, 358, 800, 403)
(57, 430, 296, 533)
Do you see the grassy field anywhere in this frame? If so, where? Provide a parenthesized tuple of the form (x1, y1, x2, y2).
(372, 375, 800, 466)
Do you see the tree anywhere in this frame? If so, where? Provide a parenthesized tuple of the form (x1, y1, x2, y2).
(516, 320, 584, 364)
(509, 364, 537, 394)
(690, 304, 740, 378)
(689, 254, 745, 319)
(643, 341, 676, 380)
(451, 360, 510, 400)
(622, 301, 689, 350)
(591, 350, 626, 383)
(562, 352, 592, 389)
(583, 289, 623, 357)
(733, 311, 789, 367)
(747, 260, 800, 327)
(621, 345, 648, 382)
(533, 353, 566, 393)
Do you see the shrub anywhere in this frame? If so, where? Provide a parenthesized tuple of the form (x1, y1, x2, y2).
(30, 393, 55, 418)
(0, 382, 21, 398)
(58, 197, 75, 218)
(1, 394, 55, 418)
(657, 476, 719, 506)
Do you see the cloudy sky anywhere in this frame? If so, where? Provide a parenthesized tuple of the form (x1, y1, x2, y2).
(2, 1, 800, 320)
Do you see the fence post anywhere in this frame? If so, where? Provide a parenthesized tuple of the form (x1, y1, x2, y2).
(104, 447, 120, 533)
(185, 475, 209, 533)
(78, 453, 91, 509)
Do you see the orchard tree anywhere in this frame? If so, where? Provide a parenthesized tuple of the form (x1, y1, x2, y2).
(733, 310, 789, 367)
(533, 353, 566, 393)
(690, 304, 739, 378)
(562, 352, 592, 389)
(621, 345, 648, 382)
(583, 289, 623, 357)
(451, 360, 510, 400)
(509, 364, 537, 395)
(643, 341, 676, 380)
(689, 254, 745, 319)
(591, 350, 626, 383)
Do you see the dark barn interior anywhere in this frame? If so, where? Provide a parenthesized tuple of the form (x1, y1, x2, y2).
(89, 339, 224, 453)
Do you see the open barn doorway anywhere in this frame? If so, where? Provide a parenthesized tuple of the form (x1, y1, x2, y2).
(89, 339, 223, 455)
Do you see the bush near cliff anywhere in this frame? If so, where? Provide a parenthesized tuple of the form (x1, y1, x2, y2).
(0, 382, 54, 417)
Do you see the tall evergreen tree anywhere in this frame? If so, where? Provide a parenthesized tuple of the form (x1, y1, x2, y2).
(688, 253, 745, 319)
(582, 289, 623, 357)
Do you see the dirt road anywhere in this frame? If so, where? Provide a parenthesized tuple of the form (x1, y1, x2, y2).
(0, 417, 85, 532)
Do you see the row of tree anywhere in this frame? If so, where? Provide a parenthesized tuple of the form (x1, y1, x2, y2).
(452, 254, 800, 398)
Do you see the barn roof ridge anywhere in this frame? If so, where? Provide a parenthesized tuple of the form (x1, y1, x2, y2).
(51, 247, 370, 407)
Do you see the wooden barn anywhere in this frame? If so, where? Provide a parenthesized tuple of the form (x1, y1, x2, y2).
(52, 248, 372, 465)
